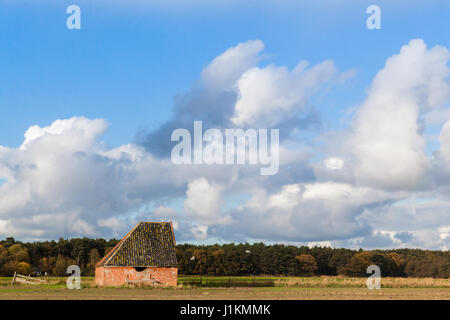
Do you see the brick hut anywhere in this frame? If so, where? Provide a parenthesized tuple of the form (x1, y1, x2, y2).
(95, 222, 178, 287)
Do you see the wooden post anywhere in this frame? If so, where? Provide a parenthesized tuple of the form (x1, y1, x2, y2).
(11, 272, 16, 285)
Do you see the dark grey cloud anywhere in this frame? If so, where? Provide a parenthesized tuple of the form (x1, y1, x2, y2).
(137, 89, 237, 158)
(394, 231, 413, 243)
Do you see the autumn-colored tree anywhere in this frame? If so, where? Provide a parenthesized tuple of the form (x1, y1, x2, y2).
(1, 261, 18, 276)
(348, 251, 371, 276)
(0, 245, 8, 266)
(53, 254, 67, 276)
(39, 257, 54, 275)
(16, 262, 31, 275)
(388, 252, 406, 276)
(295, 254, 318, 275)
(8, 244, 30, 263)
(0, 237, 448, 278)
(7, 244, 23, 255)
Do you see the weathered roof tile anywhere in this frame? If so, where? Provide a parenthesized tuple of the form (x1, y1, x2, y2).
(97, 222, 177, 267)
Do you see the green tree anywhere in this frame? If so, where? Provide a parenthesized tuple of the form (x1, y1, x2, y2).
(86, 248, 101, 275)
(328, 250, 353, 275)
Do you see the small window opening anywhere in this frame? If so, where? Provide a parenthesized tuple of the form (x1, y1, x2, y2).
(134, 267, 146, 272)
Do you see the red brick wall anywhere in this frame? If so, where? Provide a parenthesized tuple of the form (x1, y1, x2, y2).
(95, 266, 177, 287)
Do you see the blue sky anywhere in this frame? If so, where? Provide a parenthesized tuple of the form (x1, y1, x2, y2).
(1, 0, 448, 148)
(0, 0, 450, 249)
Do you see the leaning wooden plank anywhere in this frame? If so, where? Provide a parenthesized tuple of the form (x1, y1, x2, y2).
(12, 273, 48, 285)
(16, 274, 47, 283)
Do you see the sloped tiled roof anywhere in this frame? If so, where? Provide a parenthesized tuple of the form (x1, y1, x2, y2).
(96, 222, 177, 267)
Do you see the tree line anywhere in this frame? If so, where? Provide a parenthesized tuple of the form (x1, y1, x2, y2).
(0, 237, 448, 278)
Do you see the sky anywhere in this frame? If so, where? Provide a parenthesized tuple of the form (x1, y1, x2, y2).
(0, 0, 449, 250)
